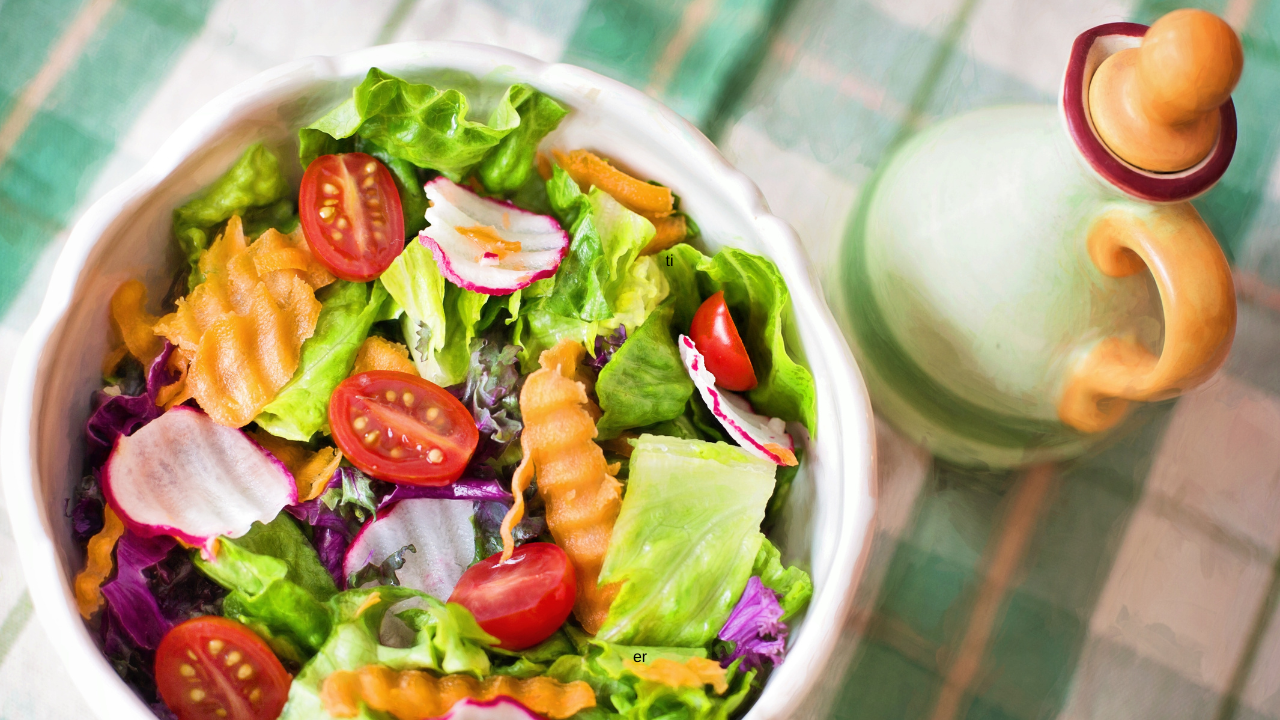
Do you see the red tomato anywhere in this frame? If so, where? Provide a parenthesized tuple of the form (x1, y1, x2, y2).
(155, 617, 290, 720)
(330, 371, 479, 486)
(690, 291, 757, 391)
(299, 153, 405, 281)
(449, 543, 576, 651)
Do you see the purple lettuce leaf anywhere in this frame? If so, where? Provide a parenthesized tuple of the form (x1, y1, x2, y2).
(86, 342, 178, 464)
(717, 576, 788, 671)
(286, 466, 395, 587)
(100, 532, 177, 650)
(449, 339, 525, 475)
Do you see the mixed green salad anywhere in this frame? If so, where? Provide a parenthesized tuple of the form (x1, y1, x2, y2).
(71, 68, 817, 720)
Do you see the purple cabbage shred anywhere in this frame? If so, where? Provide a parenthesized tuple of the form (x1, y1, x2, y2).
(101, 532, 177, 649)
(717, 576, 788, 671)
(585, 325, 627, 371)
(85, 341, 178, 463)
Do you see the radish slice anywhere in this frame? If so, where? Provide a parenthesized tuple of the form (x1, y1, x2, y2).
(344, 498, 476, 600)
(432, 697, 544, 720)
(420, 177, 569, 295)
(102, 406, 297, 554)
(678, 335, 798, 466)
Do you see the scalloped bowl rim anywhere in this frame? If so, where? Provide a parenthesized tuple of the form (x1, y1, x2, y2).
(1, 41, 876, 720)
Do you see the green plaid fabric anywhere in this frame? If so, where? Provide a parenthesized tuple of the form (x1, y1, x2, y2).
(3, 1, 1280, 718)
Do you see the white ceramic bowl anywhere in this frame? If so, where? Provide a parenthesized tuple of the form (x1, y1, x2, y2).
(1, 42, 875, 720)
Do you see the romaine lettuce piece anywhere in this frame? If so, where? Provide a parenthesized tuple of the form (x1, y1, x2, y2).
(659, 245, 817, 435)
(195, 517, 335, 663)
(595, 303, 692, 439)
(598, 435, 776, 646)
(303, 68, 529, 181)
(173, 143, 291, 288)
(752, 536, 812, 622)
(379, 240, 488, 386)
(255, 280, 390, 441)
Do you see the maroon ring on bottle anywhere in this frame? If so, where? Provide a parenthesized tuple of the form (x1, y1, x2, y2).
(1061, 21, 1236, 203)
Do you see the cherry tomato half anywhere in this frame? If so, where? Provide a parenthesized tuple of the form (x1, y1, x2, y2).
(155, 616, 291, 720)
(449, 543, 576, 651)
(330, 371, 479, 486)
(300, 152, 405, 282)
(690, 290, 757, 391)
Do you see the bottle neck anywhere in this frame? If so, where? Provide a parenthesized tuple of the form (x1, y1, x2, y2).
(1060, 22, 1235, 203)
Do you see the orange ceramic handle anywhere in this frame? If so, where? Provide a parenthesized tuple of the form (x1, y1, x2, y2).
(1058, 205, 1235, 433)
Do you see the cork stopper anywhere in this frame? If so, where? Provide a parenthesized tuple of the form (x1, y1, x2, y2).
(1088, 9, 1243, 173)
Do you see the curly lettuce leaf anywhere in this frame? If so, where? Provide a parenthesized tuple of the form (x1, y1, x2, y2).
(596, 303, 692, 439)
(752, 537, 812, 622)
(478, 90, 568, 194)
(380, 240, 488, 386)
(173, 143, 292, 288)
(546, 641, 755, 720)
(255, 280, 390, 441)
(304, 68, 529, 181)
(659, 244, 817, 435)
(280, 587, 496, 720)
(598, 435, 776, 646)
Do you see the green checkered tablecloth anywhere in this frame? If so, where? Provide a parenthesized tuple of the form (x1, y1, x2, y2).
(3, 0, 1280, 718)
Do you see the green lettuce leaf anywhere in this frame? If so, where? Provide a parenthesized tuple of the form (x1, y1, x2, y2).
(596, 303, 692, 440)
(659, 245, 817, 435)
(255, 280, 390, 441)
(195, 518, 335, 663)
(173, 143, 292, 288)
(546, 640, 755, 720)
(752, 537, 813, 622)
(545, 185, 655, 323)
(380, 240, 488, 386)
(281, 587, 497, 720)
(598, 435, 776, 646)
(304, 68, 528, 181)
(477, 90, 567, 194)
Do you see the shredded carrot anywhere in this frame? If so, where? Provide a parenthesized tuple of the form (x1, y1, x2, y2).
(763, 443, 799, 467)
(74, 506, 125, 619)
(500, 340, 622, 634)
(152, 219, 334, 427)
(321, 666, 595, 720)
(352, 591, 382, 619)
(352, 336, 418, 376)
(155, 349, 192, 409)
(641, 214, 688, 255)
(249, 430, 343, 501)
(624, 657, 729, 694)
(455, 225, 522, 259)
(553, 150, 674, 219)
(110, 280, 163, 367)
(536, 153, 553, 181)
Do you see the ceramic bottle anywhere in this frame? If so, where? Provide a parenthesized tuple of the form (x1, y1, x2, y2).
(838, 10, 1241, 467)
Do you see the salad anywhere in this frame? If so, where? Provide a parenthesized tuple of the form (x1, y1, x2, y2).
(70, 68, 818, 720)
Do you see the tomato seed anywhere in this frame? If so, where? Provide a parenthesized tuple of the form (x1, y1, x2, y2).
(179, 663, 195, 677)
(390, 448, 405, 459)
(215, 710, 227, 718)
(332, 230, 344, 240)
(225, 650, 241, 666)
(318, 206, 335, 221)
(363, 431, 379, 446)
(362, 176, 376, 188)
(237, 664, 254, 680)
(323, 183, 339, 195)
(190, 688, 206, 701)
(337, 217, 349, 229)
(208, 640, 223, 654)
(428, 448, 444, 463)
(364, 161, 377, 173)
(250, 688, 261, 703)
(353, 416, 368, 431)
(427, 407, 439, 421)
(403, 392, 415, 406)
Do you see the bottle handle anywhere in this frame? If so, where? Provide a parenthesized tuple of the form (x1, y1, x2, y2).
(1058, 205, 1235, 433)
